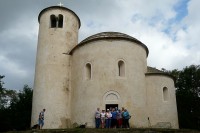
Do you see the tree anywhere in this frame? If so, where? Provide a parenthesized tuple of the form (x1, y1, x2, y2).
(9, 85, 33, 130)
(0, 75, 18, 109)
(0, 75, 6, 109)
(168, 65, 200, 129)
(0, 76, 33, 132)
(0, 75, 4, 88)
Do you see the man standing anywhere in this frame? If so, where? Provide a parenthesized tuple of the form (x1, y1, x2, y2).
(95, 108, 101, 128)
(38, 109, 46, 129)
(123, 109, 130, 129)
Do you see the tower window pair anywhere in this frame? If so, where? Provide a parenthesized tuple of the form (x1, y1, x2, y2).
(50, 14, 63, 28)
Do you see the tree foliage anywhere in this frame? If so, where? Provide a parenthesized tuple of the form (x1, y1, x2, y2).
(1, 65, 200, 131)
(167, 65, 200, 129)
(0, 75, 6, 109)
(0, 75, 33, 132)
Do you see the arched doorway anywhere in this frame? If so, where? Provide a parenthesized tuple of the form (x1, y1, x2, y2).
(106, 104, 118, 111)
(103, 90, 121, 110)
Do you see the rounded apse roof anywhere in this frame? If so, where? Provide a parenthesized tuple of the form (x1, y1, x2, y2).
(69, 32, 149, 56)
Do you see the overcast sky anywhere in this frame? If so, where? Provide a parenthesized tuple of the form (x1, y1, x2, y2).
(0, 0, 199, 90)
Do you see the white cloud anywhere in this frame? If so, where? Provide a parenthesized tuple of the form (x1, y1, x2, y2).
(0, 14, 37, 89)
(77, 0, 185, 70)
(0, 55, 27, 77)
(0, 0, 200, 90)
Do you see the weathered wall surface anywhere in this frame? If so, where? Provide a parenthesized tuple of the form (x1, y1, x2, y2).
(31, 7, 79, 129)
(32, 6, 179, 129)
(145, 75, 179, 129)
(70, 39, 148, 128)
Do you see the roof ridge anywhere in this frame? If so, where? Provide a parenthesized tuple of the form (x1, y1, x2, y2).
(147, 66, 164, 73)
(69, 32, 149, 56)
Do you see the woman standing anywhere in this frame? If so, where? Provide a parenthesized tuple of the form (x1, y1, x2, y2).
(105, 109, 112, 128)
(101, 110, 106, 128)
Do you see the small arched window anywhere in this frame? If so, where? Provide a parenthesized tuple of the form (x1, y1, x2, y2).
(118, 60, 125, 77)
(58, 14, 63, 28)
(85, 63, 91, 80)
(163, 87, 169, 101)
(50, 15, 57, 28)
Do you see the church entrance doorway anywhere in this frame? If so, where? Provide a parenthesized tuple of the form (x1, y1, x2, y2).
(106, 104, 118, 111)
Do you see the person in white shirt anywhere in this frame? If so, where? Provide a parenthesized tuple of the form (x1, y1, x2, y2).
(95, 108, 101, 128)
(105, 109, 112, 128)
(101, 109, 106, 128)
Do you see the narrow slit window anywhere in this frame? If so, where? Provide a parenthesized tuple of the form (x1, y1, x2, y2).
(163, 87, 169, 101)
(85, 63, 91, 80)
(118, 60, 125, 77)
(50, 15, 57, 28)
(58, 14, 63, 28)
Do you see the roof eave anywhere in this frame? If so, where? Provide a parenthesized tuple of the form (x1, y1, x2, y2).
(145, 73, 176, 82)
(69, 36, 149, 57)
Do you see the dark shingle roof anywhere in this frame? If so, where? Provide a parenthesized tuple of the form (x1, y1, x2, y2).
(69, 32, 149, 56)
(147, 66, 164, 73)
(80, 32, 142, 45)
(146, 66, 175, 81)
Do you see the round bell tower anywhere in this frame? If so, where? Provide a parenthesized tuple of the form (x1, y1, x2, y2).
(31, 6, 80, 128)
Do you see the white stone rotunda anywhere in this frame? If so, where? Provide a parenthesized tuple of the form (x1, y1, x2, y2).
(31, 5, 179, 129)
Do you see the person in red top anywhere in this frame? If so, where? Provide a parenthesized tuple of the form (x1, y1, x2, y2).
(117, 109, 122, 128)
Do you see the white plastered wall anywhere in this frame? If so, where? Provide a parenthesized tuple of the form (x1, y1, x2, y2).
(31, 7, 79, 129)
(145, 75, 179, 129)
(70, 39, 148, 128)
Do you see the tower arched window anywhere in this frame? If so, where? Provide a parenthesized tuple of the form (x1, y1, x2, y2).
(163, 87, 169, 101)
(50, 15, 57, 28)
(58, 14, 63, 28)
(118, 60, 125, 77)
(85, 63, 91, 80)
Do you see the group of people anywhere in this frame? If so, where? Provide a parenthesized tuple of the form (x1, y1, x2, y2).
(95, 107, 131, 129)
(37, 107, 131, 129)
